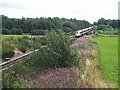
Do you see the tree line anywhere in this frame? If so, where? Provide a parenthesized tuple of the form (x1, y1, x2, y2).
(2, 15, 90, 35)
(95, 18, 120, 29)
(2, 15, 119, 35)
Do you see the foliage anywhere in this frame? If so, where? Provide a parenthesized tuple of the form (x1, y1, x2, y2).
(2, 28, 23, 35)
(31, 67, 92, 88)
(36, 36, 47, 45)
(2, 31, 82, 88)
(93, 36, 118, 87)
(28, 31, 80, 71)
(97, 18, 107, 25)
(2, 62, 93, 88)
(2, 35, 31, 40)
(2, 35, 42, 54)
(63, 27, 72, 33)
(97, 18, 119, 28)
(97, 29, 118, 35)
(2, 35, 32, 59)
(17, 45, 26, 53)
(31, 29, 46, 35)
(97, 24, 113, 30)
(2, 15, 90, 34)
(15, 38, 29, 53)
(2, 42, 14, 58)
(2, 67, 33, 88)
(69, 37, 76, 44)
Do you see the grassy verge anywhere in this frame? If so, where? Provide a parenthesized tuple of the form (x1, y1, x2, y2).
(93, 36, 118, 87)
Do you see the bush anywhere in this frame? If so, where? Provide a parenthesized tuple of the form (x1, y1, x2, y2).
(2, 43, 14, 59)
(63, 27, 72, 33)
(2, 69, 29, 88)
(17, 45, 26, 53)
(98, 24, 113, 30)
(3, 28, 23, 35)
(69, 38, 75, 44)
(31, 29, 46, 35)
(17, 37, 31, 51)
(17, 38, 29, 46)
(39, 37, 47, 45)
(97, 29, 118, 35)
(29, 30, 79, 71)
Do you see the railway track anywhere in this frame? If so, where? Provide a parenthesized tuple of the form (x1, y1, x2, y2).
(0, 45, 46, 71)
(0, 49, 38, 71)
(0, 45, 48, 71)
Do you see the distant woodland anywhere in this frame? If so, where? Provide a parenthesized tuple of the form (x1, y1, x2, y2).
(2, 15, 119, 35)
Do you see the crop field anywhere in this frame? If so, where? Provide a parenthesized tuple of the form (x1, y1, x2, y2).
(93, 36, 118, 87)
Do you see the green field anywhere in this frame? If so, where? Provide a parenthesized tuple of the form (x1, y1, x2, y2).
(2, 35, 31, 40)
(93, 36, 118, 87)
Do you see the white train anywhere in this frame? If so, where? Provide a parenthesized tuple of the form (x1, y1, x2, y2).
(75, 27, 94, 37)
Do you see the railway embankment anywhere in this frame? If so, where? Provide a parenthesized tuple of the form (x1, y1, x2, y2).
(72, 36, 111, 88)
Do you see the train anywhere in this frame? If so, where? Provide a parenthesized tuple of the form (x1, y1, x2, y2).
(75, 26, 95, 37)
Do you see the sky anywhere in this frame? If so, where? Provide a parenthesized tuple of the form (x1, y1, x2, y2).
(0, 0, 119, 23)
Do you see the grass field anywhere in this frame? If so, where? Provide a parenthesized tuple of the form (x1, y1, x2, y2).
(93, 36, 118, 87)
(2, 35, 31, 40)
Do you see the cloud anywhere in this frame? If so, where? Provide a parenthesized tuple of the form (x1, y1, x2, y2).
(0, 0, 27, 9)
(0, 0, 119, 23)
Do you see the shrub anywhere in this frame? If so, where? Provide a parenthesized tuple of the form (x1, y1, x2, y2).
(98, 24, 113, 30)
(17, 45, 26, 53)
(17, 37, 31, 52)
(2, 43, 14, 59)
(63, 27, 72, 33)
(2, 69, 29, 88)
(69, 38, 75, 44)
(39, 37, 47, 45)
(31, 29, 46, 35)
(17, 38, 29, 47)
(29, 30, 79, 71)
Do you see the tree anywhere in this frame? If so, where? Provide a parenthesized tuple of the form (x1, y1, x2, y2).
(63, 27, 72, 33)
(98, 18, 107, 25)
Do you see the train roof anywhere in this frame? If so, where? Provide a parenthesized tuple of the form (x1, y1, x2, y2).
(79, 27, 93, 30)
(76, 27, 94, 33)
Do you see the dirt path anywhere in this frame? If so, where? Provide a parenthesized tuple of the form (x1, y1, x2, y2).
(72, 36, 111, 88)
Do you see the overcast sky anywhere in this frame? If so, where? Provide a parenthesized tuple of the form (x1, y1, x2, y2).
(0, 0, 119, 23)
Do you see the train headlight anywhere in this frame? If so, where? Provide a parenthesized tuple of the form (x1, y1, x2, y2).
(75, 34, 79, 36)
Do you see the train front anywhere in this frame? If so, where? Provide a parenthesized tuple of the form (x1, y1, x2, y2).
(75, 31, 81, 38)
